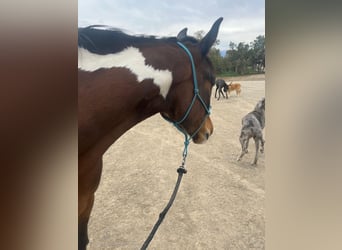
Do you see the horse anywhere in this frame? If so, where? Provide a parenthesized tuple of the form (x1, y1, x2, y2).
(78, 17, 223, 250)
(214, 78, 229, 100)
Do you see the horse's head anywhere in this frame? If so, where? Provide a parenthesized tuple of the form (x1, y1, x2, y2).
(161, 18, 223, 144)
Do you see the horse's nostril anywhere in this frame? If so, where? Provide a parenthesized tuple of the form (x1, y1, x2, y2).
(205, 132, 210, 140)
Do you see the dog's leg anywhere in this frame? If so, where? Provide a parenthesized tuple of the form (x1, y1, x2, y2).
(260, 137, 265, 153)
(252, 137, 260, 165)
(219, 89, 225, 100)
(237, 136, 248, 161)
(245, 139, 249, 153)
(237, 150, 245, 161)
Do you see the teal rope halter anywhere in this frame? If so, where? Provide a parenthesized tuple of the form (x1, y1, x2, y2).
(163, 41, 212, 164)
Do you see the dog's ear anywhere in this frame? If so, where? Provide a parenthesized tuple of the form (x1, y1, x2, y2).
(261, 98, 265, 109)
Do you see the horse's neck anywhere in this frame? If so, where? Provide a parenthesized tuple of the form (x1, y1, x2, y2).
(78, 71, 167, 155)
(78, 41, 185, 155)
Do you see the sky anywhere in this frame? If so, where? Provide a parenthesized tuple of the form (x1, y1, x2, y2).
(78, 0, 264, 52)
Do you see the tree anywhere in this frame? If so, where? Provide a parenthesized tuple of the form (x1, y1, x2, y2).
(236, 42, 251, 74)
(208, 48, 224, 74)
(225, 42, 251, 74)
(229, 41, 237, 50)
(251, 35, 265, 72)
(192, 30, 265, 76)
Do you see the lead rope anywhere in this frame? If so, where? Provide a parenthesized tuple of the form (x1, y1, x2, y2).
(141, 41, 210, 249)
(140, 135, 190, 250)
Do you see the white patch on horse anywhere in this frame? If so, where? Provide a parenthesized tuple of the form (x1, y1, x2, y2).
(78, 47, 173, 98)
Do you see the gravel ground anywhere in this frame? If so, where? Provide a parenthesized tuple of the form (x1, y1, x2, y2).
(88, 76, 265, 250)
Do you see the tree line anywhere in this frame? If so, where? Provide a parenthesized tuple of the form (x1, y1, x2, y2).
(194, 31, 265, 75)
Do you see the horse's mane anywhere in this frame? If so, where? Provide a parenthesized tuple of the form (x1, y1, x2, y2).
(78, 25, 200, 54)
(78, 26, 174, 54)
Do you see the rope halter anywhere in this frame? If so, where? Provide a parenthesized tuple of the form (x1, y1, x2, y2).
(162, 41, 212, 164)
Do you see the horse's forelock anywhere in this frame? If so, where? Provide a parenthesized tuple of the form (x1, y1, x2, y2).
(178, 36, 199, 44)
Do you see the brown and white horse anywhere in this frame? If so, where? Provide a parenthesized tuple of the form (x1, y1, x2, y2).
(78, 17, 223, 250)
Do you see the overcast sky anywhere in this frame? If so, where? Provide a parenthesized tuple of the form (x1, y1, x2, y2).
(78, 0, 264, 52)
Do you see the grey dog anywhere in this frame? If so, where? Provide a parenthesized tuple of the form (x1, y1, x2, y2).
(237, 97, 265, 165)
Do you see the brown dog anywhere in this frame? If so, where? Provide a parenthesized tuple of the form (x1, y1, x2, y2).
(227, 82, 241, 96)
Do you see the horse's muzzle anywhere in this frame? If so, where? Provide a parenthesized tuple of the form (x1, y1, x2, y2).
(192, 116, 213, 144)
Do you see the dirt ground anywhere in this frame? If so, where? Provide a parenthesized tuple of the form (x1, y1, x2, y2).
(88, 74, 265, 250)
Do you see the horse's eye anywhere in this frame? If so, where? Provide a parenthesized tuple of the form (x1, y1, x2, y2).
(208, 74, 216, 85)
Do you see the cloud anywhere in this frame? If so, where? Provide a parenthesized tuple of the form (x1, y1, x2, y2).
(78, 0, 264, 51)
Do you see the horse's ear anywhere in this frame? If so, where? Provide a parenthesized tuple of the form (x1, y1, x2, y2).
(177, 28, 188, 41)
(199, 17, 223, 56)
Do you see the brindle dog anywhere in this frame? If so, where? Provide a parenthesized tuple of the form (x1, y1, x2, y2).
(237, 97, 265, 165)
